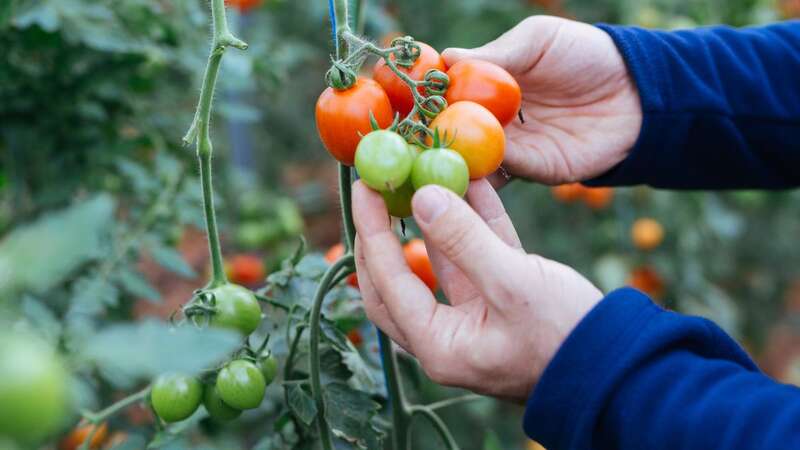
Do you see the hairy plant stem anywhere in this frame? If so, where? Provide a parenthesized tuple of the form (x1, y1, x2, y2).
(378, 330, 410, 450)
(79, 387, 152, 449)
(308, 255, 354, 450)
(183, 0, 247, 288)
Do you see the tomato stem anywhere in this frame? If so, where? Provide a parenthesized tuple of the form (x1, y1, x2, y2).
(81, 386, 151, 427)
(308, 255, 354, 450)
(338, 165, 357, 252)
(407, 406, 461, 450)
(377, 330, 411, 450)
(182, 0, 248, 288)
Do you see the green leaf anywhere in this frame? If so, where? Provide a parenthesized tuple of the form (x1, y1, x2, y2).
(148, 243, 196, 278)
(324, 382, 385, 449)
(116, 268, 161, 302)
(13, 2, 60, 31)
(71, 276, 119, 314)
(84, 320, 240, 379)
(286, 384, 317, 426)
(319, 347, 353, 382)
(295, 254, 328, 279)
(320, 317, 350, 352)
(0, 195, 114, 299)
(22, 296, 61, 344)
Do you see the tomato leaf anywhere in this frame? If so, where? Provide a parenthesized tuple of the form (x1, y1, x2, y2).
(148, 243, 196, 278)
(286, 384, 317, 426)
(116, 268, 161, 302)
(323, 381, 385, 449)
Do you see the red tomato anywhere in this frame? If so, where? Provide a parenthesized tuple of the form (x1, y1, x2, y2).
(325, 243, 359, 288)
(347, 329, 364, 346)
(445, 59, 521, 126)
(225, 0, 262, 13)
(60, 422, 108, 450)
(403, 239, 437, 291)
(373, 42, 446, 116)
(316, 78, 394, 166)
(583, 187, 614, 210)
(226, 254, 266, 286)
(428, 101, 505, 179)
(551, 183, 587, 203)
(628, 266, 665, 299)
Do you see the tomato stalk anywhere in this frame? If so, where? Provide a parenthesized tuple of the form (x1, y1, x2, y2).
(407, 406, 459, 450)
(78, 387, 152, 450)
(183, 0, 248, 288)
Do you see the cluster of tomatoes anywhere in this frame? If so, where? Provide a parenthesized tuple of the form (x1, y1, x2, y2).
(551, 183, 615, 210)
(150, 284, 277, 423)
(315, 40, 521, 216)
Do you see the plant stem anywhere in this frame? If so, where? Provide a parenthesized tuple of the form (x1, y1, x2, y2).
(378, 330, 410, 450)
(308, 255, 354, 450)
(333, 0, 351, 58)
(426, 394, 483, 411)
(183, 0, 247, 288)
(338, 165, 356, 252)
(408, 406, 460, 450)
(82, 386, 151, 425)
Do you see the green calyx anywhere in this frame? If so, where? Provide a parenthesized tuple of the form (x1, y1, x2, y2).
(325, 59, 358, 90)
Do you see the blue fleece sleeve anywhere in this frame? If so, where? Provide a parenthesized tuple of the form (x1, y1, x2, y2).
(584, 22, 800, 189)
(523, 288, 800, 450)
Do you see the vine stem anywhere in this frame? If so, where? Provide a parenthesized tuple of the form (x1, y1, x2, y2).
(79, 386, 152, 449)
(378, 330, 410, 450)
(407, 406, 460, 450)
(308, 255, 354, 450)
(182, 0, 247, 288)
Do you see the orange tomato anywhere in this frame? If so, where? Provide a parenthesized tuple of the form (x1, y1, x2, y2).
(316, 78, 394, 166)
(373, 42, 446, 116)
(428, 101, 505, 179)
(403, 239, 437, 291)
(631, 218, 664, 251)
(226, 254, 267, 286)
(551, 183, 586, 203)
(60, 422, 108, 450)
(225, 0, 262, 13)
(347, 329, 364, 346)
(445, 59, 521, 126)
(583, 187, 614, 209)
(325, 243, 359, 288)
(628, 266, 665, 299)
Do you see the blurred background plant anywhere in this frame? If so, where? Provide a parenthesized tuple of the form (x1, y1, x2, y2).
(0, 0, 798, 449)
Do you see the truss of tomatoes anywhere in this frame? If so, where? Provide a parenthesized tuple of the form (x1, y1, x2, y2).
(315, 41, 521, 217)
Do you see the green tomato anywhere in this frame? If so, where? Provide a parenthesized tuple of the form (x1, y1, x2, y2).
(354, 130, 413, 192)
(151, 373, 202, 423)
(411, 148, 469, 197)
(216, 360, 266, 410)
(257, 354, 279, 386)
(203, 383, 242, 421)
(381, 180, 415, 218)
(0, 332, 69, 444)
(209, 284, 262, 336)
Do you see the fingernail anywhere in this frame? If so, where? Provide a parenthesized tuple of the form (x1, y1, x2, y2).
(413, 185, 450, 224)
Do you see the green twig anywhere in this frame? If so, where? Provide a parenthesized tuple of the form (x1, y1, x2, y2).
(338, 165, 357, 252)
(407, 406, 460, 450)
(82, 386, 151, 425)
(378, 331, 411, 450)
(426, 394, 483, 411)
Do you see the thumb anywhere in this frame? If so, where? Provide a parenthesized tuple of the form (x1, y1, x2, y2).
(412, 185, 521, 304)
(442, 44, 507, 68)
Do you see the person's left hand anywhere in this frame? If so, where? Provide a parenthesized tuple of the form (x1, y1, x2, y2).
(352, 180, 603, 402)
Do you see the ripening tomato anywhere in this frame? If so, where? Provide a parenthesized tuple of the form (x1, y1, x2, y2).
(354, 130, 414, 192)
(551, 183, 586, 203)
(403, 239, 437, 291)
(445, 59, 521, 126)
(226, 254, 266, 286)
(225, 0, 262, 13)
(316, 78, 394, 166)
(325, 243, 359, 287)
(428, 101, 505, 179)
(347, 329, 364, 346)
(631, 218, 664, 251)
(628, 266, 665, 299)
(373, 42, 446, 116)
(59, 422, 108, 450)
(411, 148, 469, 196)
(583, 187, 614, 209)
(216, 360, 266, 410)
(151, 373, 203, 423)
(208, 284, 262, 336)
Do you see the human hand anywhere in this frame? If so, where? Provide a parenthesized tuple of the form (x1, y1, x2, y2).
(443, 16, 642, 185)
(352, 180, 603, 402)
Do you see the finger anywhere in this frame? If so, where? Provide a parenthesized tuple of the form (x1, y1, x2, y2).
(354, 236, 411, 351)
(465, 179, 522, 249)
(411, 185, 524, 308)
(352, 181, 462, 356)
(426, 244, 481, 307)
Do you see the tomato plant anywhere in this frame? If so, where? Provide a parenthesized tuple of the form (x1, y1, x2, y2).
(354, 130, 415, 192)
(404, 238, 438, 291)
(429, 101, 506, 179)
(0, 332, 69, 445)
(411, 148, 470, 196)
(325, 243, 359, 287)
(445, 59, 522, 126)
(202, 384, 242, 421)
(216, 360, 266, 410)
(150, 373, 203, 423)
(315, 78, 394, 166)
(59, 422, 108, 450)
(207, 284, 262, 335)
(373, 42, 446, 116)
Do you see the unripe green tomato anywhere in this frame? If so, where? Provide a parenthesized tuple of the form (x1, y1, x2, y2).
(257, 354, 279, 386)
(0, 332, 69, 444)
(354, 130, 414, 192)
(209, 284, 262, 336)
(411, 148, 470, 196)
(381, 180, 415, 218)
(151, 373, 202, 423)
(216, 360, 266, 410)
(203, 383, 242, 421)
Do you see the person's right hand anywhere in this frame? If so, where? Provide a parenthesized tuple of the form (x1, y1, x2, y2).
(443, 16, 642, 185)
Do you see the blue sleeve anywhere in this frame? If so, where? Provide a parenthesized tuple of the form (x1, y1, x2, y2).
(584, 22, 800, 189)
(523, 288, 800, 450)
